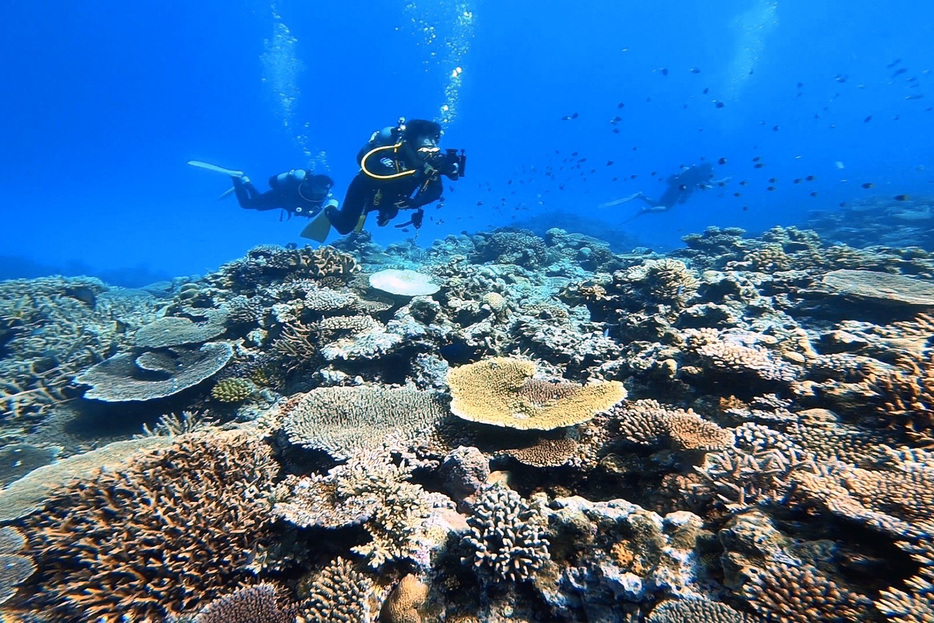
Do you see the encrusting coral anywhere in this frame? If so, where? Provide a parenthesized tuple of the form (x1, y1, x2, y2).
(447, 357, 626, 430)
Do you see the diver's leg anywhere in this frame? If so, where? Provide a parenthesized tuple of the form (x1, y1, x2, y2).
(326, 175, 369, 234)
(233, 178, 281, 211)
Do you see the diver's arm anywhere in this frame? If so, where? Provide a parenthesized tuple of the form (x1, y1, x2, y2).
(409, 178, 443, 209)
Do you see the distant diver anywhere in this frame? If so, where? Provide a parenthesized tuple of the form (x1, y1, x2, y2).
(301, 118, 466, 242)
(602, 162, 723, 223)
(188, 160, 337, 218)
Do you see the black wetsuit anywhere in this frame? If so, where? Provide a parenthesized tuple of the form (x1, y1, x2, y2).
(326, 138, 445, 235)
(639, 163, 714, 210)
(233, 171, 334, 217)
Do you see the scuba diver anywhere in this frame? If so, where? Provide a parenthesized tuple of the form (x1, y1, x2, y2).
(301, 118, 466, 242)
(188, 160, 337, 218)
(601, 162, 722, 223)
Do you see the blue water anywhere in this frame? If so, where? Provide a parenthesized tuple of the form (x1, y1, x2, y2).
(2, 0, 931, 285)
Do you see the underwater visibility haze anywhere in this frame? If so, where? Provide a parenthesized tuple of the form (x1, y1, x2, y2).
(2, 0, 934, 621)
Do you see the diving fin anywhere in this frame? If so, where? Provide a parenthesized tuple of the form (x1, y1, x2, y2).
(354, 212, 368, 234)
(217, 187, 236, 200)
(187, 160, 244, 177)
(300, 211, 333, 242)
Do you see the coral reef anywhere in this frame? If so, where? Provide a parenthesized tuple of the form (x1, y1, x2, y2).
(5, 222, 934, 621)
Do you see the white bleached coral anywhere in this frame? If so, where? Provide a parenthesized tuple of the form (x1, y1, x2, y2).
(369, 269, 440, 296)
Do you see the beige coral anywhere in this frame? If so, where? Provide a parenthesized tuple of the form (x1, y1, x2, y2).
(281, 386, 446, 460)
(447, 357, 626, 430)
(381, 574, 429, 623)
(17, 429, 280, 620)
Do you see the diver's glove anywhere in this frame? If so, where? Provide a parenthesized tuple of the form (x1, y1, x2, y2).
(377, 206, 399, 226)
(411, 209, 424, 229)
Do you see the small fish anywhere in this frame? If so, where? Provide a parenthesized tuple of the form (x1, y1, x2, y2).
(733, 192, 742, 197)
(754, 163, 765, 168)
(887, 58, 902, 69)
(610, 116, 622, 123)
(864, 115, 872, 122)
(806, 175, 816, 181)
(894, 194, 910, 201)
(612, 128, 620, 133)
(767, 186, 775, 191)
(892, 67, 908, 77)
(906, 93, 925, 100)
(571, 152, 578, 156)
(718, 157, 727, 165)
(834, 73, 848, 83)
(661, 68, 669, 75)
(861, 182, 874, 189)
(810, 191, 818, 197)
(797, 82, 804, 88)
(773, 125, 780, 131)
(572, 112, 579, 119)
(769, 177, 777, 183)
(715, 101, 725, 108)
(753, 156, 761, 162)
(476, 200, 484, 206)
(679, 184, 688, 191)
(690, 67, 701, 73)
(561, 115, 573, 120)
(739, 180, 748, 186)
(703, 87, 709, 94)
(618, 102, 625, 108)
(606, 160, 614, 166)
(742, 205, 749, 211)
(793, 178, 802, 184)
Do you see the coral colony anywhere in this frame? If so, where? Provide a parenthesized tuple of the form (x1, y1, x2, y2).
(1, 225, 934, 621)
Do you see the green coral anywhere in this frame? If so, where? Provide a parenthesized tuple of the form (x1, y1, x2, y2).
(211, 378, 255, 403)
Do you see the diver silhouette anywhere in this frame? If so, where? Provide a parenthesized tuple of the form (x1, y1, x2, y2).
(188, 160, 337, 218)
(301, 118, 465, 242)
(602, 162, 720, 223)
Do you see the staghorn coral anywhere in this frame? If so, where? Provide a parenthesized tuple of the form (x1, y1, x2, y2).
(447, 357, 626, 430)
(17, 429, 280, 620)
(208, 245, 358, 294)
(189, 583, 296, 623)
(877, 526, 934, 623)
(76, 341, 234, 402)
(275, 448, 452, 569)
(0, 436, 173, 522)
(281, 386, 446, 460)
(211, 377, 256, 403)
(868, 350, 934, 444)
(299, 557, 380, 622)
(461, 484, 551, 584)
(739, 560, 875, 623)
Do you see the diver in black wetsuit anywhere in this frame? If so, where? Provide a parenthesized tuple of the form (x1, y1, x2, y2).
(631, 162, 715, 212)
(603, 162, 719, 222)
(232, 169, 337, 217)
(322, 118, 465, 235)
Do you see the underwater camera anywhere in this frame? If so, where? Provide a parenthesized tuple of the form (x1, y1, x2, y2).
(434, 148, 466, 179)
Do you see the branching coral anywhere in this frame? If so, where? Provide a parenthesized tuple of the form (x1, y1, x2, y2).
(683, 328, 798, 383)
(606, 400, 734, 452)
(189, 583, 296, 623)
(17, 429, 280, 620)
(274, 448, 452, 569)
(299, 557, 380, 622)
(461, 484, 551, 583)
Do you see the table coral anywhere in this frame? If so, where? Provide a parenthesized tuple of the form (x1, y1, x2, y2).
(447, 357, 626, 430)
(281, 386, 446, 460)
